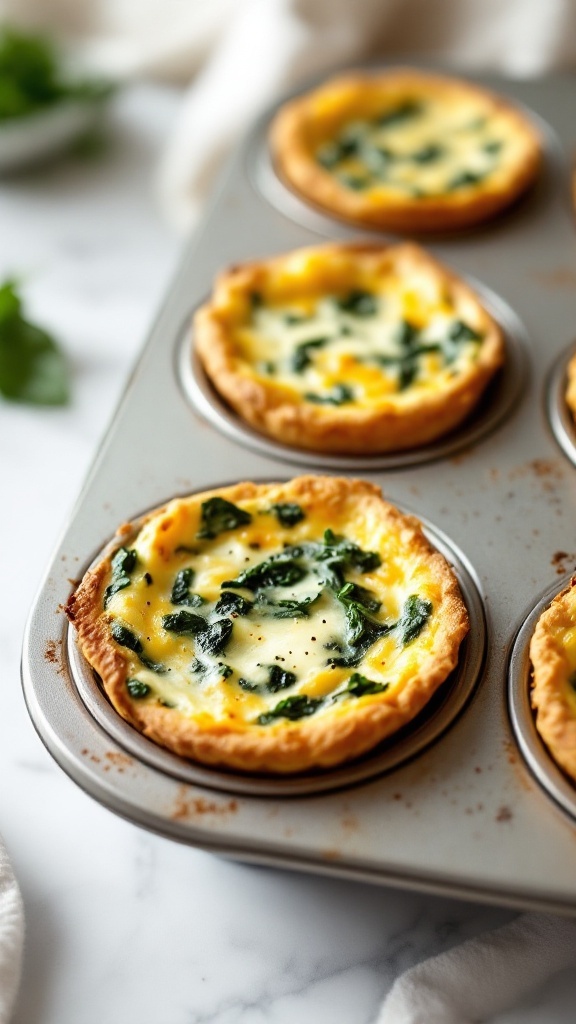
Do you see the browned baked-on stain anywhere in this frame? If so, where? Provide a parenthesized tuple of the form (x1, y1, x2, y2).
(532, 268, 576, 289)
(81, 748, 101, 764)
(496, 805, 513, 823)
(321, 848, 343, 861)
(503, 739, 518, 766)
(66, 579, 80, 589)
(44, 639, 65, 675)
(552, 551, 576, 576)
(171, 786, 238, 821)
(104, 751, 133, 773)
(341, 813, 360, 832)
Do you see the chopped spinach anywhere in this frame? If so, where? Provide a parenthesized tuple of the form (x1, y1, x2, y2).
(218, 663, 233, 679)
(255, 592, 321, 619)
(317, 529, 381, 582)
(339, 174, 369, 191)
(162, 610, 207, 635)
(411, 143, 445, 163)
(126, 678, 151, 699)
(239, 664, 298, 695)
(305, 383, 354, 406)
(215, 591, 254, 616)
(104, 546, 137, 607)
(268, 502, 305, 527)
(375, 99, 423, 128)
(196, 497, 252, 540)
(447, 169, 484, 191)
(326, 584, 392, 668)
(283, 312, 308, 325)
(170, 568, 205, 608)
(291, 336, 330, 373)
(483, 140, 503, 154)
(110, 621, 166, 674)
(335, 290, 378, 317)
(398, 595, 433, 645)
(448, 320, 482, 344)
(222, 552, 307, 592)
(345, 672, 389, 697)
(337, 581, 381, 613)
(257, 694, 323, 725)
(396, 319, 419, 348)
(196, 618, 233, 655)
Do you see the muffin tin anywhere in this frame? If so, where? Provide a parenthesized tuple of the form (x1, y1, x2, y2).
(22, 67, 576, 913)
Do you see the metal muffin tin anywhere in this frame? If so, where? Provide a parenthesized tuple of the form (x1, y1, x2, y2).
(22, 68, 576, 913)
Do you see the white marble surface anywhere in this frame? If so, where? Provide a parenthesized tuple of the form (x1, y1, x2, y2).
(1, 84, 576, 1024)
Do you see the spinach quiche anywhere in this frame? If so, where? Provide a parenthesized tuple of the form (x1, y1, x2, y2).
(194, 241, 504, 454)
(270, 68, 541, 232)
(530, 578, 576, 782)
(66, 476, 469, 774)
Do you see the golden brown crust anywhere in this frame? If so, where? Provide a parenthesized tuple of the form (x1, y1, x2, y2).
(66, 476, 470, 774)
(270, 68, 542, 232)
(566, 352, 576, 421)
(194, 241, 505, 454)
(530, 577, 576, 781)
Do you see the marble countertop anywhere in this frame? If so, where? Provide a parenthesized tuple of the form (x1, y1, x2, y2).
(2, 84, 575, 1024)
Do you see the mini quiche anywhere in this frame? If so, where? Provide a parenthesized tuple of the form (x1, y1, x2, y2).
(270, 68, 541, 232)
(194, 241, 504, 454)
(530, 578, 576, 782)
(66, 476, 469, 774)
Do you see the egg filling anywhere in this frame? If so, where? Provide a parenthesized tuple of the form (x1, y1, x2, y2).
(105, 493, 442, 729)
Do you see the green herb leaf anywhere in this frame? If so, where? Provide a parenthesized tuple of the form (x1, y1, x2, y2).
(411, 143, 445, 163)
(110, 621, 166, 673)
(0, 27, 114, 122)
(305, 383, 354, 406)
(218, 663, 233, 679)
(222, 553, 307, 592)
(126, 678, 151, 699)
(345, 672, 389, 697)
(257, 694, 323, 725)
(398, 595, 433, 645)
(161, 610, 207, 635)
(337, 581, 381, 613)
(104, 547, 137, 608)
(291, 336, 330, 373)
(196, 618, 234, 655)
(483, 140, 503, 154)
(447, 169, 484, 191)
(196, 496, 252, 540)
(0, 280, 69, 405)
(376, 99, 423, 128)
(256, 593, 321, 619)
(335, 290, 378, 317)
(170, 568, 205, 608)
(215, 591, 254, 616)
(239, 664, 298, 695)
(268, 502, 305, 527)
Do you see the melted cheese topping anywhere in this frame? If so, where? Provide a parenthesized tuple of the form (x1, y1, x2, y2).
(235, 269, 482, 404)
(106, 496, 443, 729)
(315, 96, 526, 197)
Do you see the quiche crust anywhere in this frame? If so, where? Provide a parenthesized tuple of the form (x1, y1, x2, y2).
(66, 476, 470, 774)
(194, 241, 505, 454)
(566, 352, 576, 422)
(530, 578, 576, 781)
(270, 68, 542, 232)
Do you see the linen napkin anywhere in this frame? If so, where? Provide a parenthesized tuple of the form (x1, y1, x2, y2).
(376, 911, 576, 1023)
(0, 837, 23, 1024)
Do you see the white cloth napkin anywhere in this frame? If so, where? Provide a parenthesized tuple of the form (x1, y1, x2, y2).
(0, 837, 23, 1024)
(376, 911, 576, 1023)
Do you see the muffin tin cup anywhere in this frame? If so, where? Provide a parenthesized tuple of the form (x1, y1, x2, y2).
(508, 576, 576, 822)
(546, 342, 576, 468)
(66, 504, 486, 798)
(179, 282, 529, 471)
